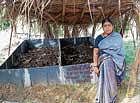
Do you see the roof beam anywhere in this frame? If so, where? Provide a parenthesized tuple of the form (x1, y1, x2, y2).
(80, 1, 87, 20)
(62, 0, 67, 22)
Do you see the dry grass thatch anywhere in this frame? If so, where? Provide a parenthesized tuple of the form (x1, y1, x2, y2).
(0, 0, 139, 37)
(0, 0, 138, 23)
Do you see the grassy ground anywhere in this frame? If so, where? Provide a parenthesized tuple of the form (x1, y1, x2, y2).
(0, 82, 139, 103)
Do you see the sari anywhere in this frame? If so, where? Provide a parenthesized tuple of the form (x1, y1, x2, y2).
(95, 32, 125, 103)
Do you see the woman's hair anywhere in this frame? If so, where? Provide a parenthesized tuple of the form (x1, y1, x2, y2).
(102, 18, 113, 27)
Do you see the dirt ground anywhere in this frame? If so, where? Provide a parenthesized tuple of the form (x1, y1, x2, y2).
(0, 80, 139, 103)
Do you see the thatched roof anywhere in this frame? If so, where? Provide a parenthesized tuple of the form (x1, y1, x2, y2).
(1, 0, 138, 24)
(0, 0, 140, 38)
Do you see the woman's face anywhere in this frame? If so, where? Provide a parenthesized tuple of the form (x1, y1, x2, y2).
(103, 21, 113, 35)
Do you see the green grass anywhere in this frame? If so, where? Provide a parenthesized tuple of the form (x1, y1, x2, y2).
(124, 41, 136, 65)
(123, 41, 137, 81)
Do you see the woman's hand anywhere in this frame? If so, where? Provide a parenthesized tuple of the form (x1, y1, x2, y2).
(90, 64, 100, 76)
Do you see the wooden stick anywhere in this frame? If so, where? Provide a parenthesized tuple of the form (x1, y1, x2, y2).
(8, 22, 13, 56)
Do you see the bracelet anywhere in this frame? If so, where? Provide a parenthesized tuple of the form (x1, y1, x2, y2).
(93, 65, 98, 67)
(91, 63, 98, 67)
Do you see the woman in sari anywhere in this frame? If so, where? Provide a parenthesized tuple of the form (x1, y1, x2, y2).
(90, 18, 125, 103)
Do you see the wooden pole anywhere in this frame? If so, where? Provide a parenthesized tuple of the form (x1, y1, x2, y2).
(8, 22, 13, 56)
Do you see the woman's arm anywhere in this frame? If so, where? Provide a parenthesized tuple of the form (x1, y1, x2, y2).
(93, 48, 99, 66)
(90, 48, 100, 76)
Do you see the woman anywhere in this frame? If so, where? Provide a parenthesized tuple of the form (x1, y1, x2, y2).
(90, 18, 125, 103)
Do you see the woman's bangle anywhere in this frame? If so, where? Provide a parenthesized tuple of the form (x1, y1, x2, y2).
(91, 63, 98, 67)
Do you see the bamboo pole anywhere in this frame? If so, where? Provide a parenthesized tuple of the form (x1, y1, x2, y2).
(8, 22, 13, 56)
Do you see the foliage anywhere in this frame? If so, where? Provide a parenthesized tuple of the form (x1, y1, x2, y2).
(124, 41, 136, 65)
(0, 19, 10, 30)
(0, 9, 10, 31)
